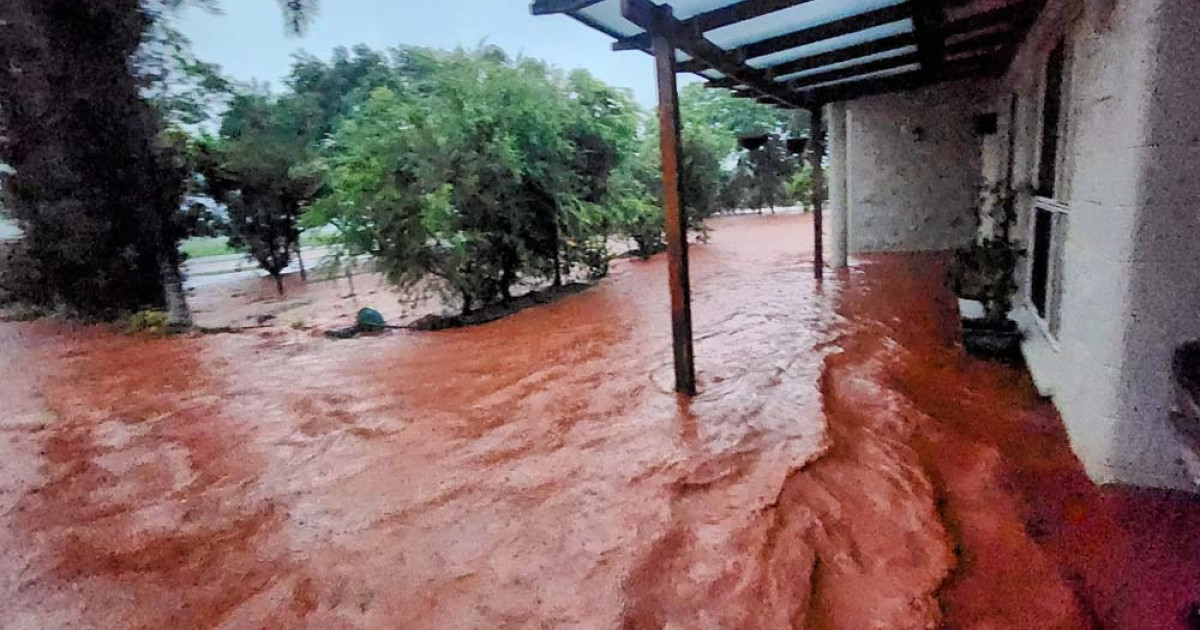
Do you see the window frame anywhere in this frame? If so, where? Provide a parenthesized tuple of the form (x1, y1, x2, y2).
(1029, 196, 1069, 338)
(1025, 36, 1073, 342)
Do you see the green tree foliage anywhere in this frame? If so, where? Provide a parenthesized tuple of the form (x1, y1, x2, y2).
(635, 101, 737, 239)
(678, 83, 785, 154)
(136, 17, 232, 128)
(606, 137, 666, 258)
(313, 47, 640, 313)
(0, 0, 315, 320)
(786, 165, 813, 207)
(200, 92, 321, 294)
(741, 135, 801, 213)
(0, 0, 191, 318)
(677, 83, 809, 214)
(286, 46, 397, 139)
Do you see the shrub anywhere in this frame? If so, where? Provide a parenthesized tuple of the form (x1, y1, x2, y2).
(125, 309, 171, 334)
(0, 240, 51, 311)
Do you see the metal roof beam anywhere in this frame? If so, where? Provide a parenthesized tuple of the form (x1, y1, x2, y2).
(942, 0, 1037, 38)
(801, 56, 992, 104)
(693, 0, 1035, 79)
(786, 51, 920, 90)
(676, 4, 913, 74)
(685, 1, 1036, 75)
(737, 3, 912, 62)
(613, 0, 819, 52)
(619, 0, 805, 108)
(705, 77, 740, 89)
(909, 0, 946, 77)
(757, 32, 915, 78)
(782, 28, 1013, 92)
(530, 0, 607, 15)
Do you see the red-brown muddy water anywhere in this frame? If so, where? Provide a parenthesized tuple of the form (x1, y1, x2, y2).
(2, 214, 1198, 630)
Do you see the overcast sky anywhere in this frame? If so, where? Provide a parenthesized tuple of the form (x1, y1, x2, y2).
(177, 0, 698, 109)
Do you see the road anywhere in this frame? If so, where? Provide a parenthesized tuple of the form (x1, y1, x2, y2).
(182, 246, 342, 289)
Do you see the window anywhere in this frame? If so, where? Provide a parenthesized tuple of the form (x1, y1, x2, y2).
(1029, 39, 1070, 337)
(1030, 207, 1052, 316)
(1029, 201, 1068, 335)
(1037, 40, 1066, 198)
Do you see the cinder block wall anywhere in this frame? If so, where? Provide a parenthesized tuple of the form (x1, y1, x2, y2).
(1006, 0, 1197, 488)
(843, 78, 994, 253)
(1113, 0, 1200, 487)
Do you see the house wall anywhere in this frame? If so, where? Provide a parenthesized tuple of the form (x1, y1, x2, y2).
(841, 78, 994, 253)
(1003, 0, 1199, 488)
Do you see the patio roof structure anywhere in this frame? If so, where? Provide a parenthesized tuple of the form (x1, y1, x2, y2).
(531, 0, 1042, 395)
(532, 0, 1038, 109)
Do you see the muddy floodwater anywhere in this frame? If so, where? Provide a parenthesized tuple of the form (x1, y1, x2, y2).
(2, 214, 1198, 630)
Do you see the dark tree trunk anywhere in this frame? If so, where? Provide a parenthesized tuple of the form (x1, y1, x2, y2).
(552, 215, 563, 288)
(344, 263, 357, 297)
(295, 243, 307, 281)
(499, 246, 518, 303)
(159, 252, 192, 327)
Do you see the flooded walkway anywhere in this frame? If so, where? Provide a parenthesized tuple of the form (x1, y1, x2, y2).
(2, 214, 1197, 629)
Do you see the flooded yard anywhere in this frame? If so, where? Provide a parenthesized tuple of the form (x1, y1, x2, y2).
(2, 214, 1197, 630)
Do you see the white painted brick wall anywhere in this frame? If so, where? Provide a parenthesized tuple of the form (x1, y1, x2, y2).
(1010, 0, 1198, 489)
(843, 78, 996, 253)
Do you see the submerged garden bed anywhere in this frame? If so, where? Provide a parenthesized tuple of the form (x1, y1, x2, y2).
(407, 282, 593, 331)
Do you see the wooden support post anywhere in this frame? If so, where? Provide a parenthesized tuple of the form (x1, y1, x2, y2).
(809, 105, 826, 279)
(652, 27, 697, 396)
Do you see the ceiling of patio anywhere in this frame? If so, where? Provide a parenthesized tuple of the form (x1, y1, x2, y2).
(531, 0, 1041, 108)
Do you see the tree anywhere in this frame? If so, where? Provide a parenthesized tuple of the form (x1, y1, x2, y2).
(0, 0, 319, 321)
(0, 0, 192, 320)
(742, 135, 800, 213)
(286, 46, 396, 140)
(607, 146, 665, 258)
(201, 92, 320, 294)
(785, 165, 813, 208)
(632, 108, 731, 240)
(549, 69, 641, 281)
(312, 47, 640, 314)
(136, 16, 232, 129)
(677, 84, 809, 213)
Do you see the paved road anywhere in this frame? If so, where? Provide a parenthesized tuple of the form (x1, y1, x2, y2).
(183, 246, 341, 289)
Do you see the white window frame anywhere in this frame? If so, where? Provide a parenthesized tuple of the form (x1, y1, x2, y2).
(1025, 36, 1074, 344)
(1028, 197, 1068, 341)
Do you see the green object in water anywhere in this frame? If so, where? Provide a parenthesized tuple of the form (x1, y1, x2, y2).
(356, 308, 386, 332)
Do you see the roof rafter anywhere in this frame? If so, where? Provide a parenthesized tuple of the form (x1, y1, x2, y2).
(909, 0, 947, 77)
(803, 55, 992, 104)
(750, 31, 916, 78)
(675, 2, 912, 73)
(613, 0, 820, 52)
(619, 0, 806, 108)
(785, 28, 1013, 91)
(737, 3, 912, 62)
(533, 0, 1046, 109)
(529, 0, 607, 15)
(680, 0, 1034, 76)
(941, 0, 1037, 37)
(786, 51, 920, 90)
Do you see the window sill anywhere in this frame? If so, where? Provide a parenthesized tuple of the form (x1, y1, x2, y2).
(1013, 304, 1062, 353)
